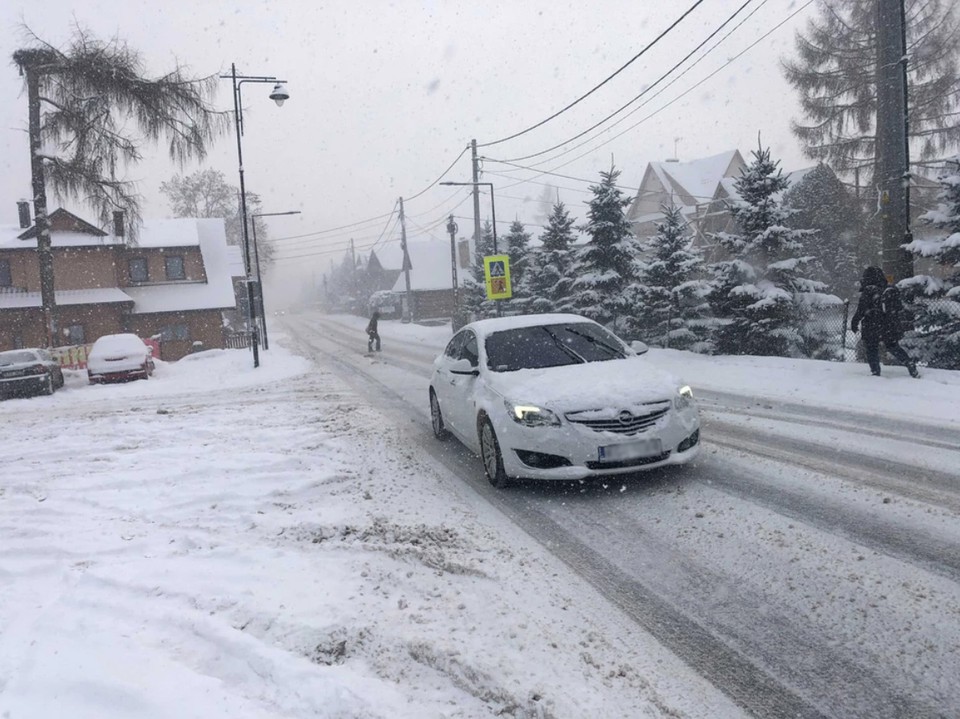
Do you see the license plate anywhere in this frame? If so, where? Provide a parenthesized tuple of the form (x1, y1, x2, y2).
(598, 438, 662, 462)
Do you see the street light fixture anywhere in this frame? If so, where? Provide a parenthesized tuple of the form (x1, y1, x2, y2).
(251, 210, 301, 350)
(220, 63, 290, 368)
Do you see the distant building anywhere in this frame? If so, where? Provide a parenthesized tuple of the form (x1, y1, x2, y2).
(626, 150, 746, 244)
(0, 207, 237, 360)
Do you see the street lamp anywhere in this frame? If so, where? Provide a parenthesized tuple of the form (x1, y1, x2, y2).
(251, 210, 301, 350)
(439, 181, 498, 253)
(220, 63, 290, 368)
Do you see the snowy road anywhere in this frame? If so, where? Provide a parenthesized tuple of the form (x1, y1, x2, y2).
(285, 313, 960, 719)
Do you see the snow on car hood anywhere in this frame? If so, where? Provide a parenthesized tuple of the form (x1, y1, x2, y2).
(489, 356, 683, 412)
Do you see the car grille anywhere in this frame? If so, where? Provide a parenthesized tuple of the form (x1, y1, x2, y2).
(565, 402, 671, 435)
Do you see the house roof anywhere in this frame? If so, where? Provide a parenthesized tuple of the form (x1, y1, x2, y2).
(124, 219, 236, 314)
(224, 244, 246, 278)
(650, 150, 743, 204)
(0, 288, 134, 310)
(0, 213, 202, 250)
(0, 211, 236, 316)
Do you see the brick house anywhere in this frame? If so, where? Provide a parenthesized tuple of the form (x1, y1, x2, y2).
(0, 207, 237, 360)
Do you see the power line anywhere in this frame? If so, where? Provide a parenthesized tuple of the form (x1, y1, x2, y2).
(498, 0, 756, 164)
(476, 0, 707, 149)
(482, 0, 815, 195)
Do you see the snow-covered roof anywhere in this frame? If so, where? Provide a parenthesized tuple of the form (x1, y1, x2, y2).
(652, 150, 742, 203)
(466, 313, 597, 338)
(224, 244, 246, 278)
(0, 288, 134, 310)
(376, 239, 466, 292)
(0, 217, 201, 250)
(124, 219, 236, 314)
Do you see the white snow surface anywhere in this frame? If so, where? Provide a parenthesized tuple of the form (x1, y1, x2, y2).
(3, 316, 959, 717)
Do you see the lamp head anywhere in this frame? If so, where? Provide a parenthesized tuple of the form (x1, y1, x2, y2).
(269, 83, 290, 106)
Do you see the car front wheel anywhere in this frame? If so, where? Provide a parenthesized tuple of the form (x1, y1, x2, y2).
(40, 375, 55, 396)
(429, 389, 450, 440)
(479, 417, 510, 489)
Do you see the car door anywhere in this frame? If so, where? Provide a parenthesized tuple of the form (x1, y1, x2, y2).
(446, 330, 480, 438)
(433, 331, 466, 434)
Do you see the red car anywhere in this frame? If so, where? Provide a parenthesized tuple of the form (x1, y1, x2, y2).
(87, 334, 155, 383)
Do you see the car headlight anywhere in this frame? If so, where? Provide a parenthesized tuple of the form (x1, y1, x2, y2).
(674, 385, 695, 410)
(504, 399, 561, 427)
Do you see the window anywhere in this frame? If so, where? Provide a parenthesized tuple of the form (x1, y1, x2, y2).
(443, 331, 466, 359)
(460, 332, 479, 366)
(160, 324, 190, 341)
(63, 324, 86, 345)
(164, 255, 186, 280)
(0, 259, 11, 287)
(128, 257, 148, 282)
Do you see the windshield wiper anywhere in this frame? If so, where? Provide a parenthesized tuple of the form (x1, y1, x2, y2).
(541, 326, 585, 364)
(563, 326, 625, 359)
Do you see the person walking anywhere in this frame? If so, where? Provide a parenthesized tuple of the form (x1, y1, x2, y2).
(850, 266, 919, 378)
(366, 309, 381, 353)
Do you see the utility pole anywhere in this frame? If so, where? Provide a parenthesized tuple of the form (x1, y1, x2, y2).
(471, 139, 482, 266)
(18, 53, 57, 347)
(399, 197, 413, 322)
(446, 215, 459, 332)
(875, 0, 913, 281)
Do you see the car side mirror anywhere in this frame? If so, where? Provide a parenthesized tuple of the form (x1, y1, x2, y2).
(449, 358, 479, 376)
(630, 340, 649, 355)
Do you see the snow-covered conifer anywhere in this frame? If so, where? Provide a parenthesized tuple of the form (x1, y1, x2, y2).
(522, 200, 577, 314)
(629, 204, 711, 351)
(900, 157, 960, 368)
(502, 219, 532, 311)
(707, 145, 838, 357)
(568, 166, 638, 331)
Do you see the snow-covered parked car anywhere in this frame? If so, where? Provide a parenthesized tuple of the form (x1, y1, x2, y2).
(0, 348, 64, 399)
(87, 333, 155, 384)
(428, 313, 701, 487)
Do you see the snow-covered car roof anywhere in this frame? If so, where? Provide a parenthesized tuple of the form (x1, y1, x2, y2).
(88, 333, 148, 357)
(464, 313, 603, 339)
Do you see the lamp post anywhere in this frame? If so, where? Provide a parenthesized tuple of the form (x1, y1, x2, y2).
(440, 181, 499, 316)
(221, 63, 290, 368)
(251, 210, 301, 350)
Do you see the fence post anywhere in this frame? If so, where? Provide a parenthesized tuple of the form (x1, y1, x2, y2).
(841, 300, 850, 361)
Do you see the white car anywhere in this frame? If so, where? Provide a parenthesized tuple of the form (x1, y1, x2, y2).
(87, 333, 155, 384)
(428, 314, 701, 487)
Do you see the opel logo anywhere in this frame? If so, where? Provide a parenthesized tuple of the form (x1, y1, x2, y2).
(618, 410, 633, 425)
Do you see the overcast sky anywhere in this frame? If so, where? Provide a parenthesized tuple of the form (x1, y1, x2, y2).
(1, 0, 815, 300)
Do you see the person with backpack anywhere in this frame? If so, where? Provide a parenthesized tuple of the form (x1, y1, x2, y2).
(366, 310, 381, 353)
(850, 266, 919, 378)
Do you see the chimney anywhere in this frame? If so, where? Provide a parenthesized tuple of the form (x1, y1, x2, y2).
(17, 201, 30, 229)
(113, 210, 125, 238)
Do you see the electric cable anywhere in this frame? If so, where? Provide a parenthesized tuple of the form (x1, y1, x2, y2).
(497, 0, 755, 164)
(476, 0, 707, 149)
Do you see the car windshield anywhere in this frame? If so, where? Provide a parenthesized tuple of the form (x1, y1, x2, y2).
(485, 322, 627, 372)
(0, 351, 36, 365)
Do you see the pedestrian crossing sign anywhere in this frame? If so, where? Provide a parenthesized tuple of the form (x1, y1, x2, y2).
(483, 255, 512, 300)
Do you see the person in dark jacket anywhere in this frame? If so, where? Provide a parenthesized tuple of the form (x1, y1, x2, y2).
(366, 310, 381, 352)
(850, 266, 919, 377)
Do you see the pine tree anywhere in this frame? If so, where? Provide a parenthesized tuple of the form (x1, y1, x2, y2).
(900, 157, 960, 369)
(629, 205, 711, 351)
(502, 219, 532, 311)
(523, 200, 577, 314)
(707, 145, 838, 357)
(782, 163, 861, 298)
(782, 0, 960, 181)
(569, 166, 638, 331)
(461, 220, 496, 320)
